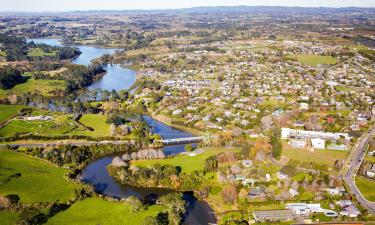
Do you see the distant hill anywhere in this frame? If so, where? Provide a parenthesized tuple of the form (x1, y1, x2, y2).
(1, 5, 374, 16)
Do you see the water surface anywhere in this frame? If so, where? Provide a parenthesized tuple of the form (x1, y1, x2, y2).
(28, 38, 135, 91)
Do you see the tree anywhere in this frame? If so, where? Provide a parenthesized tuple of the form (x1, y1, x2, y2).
(185, 144, 193, 152)
(253, 137, 272, 155)
(158, 193, 186, 225)
(142, 216, 158, 225)
(204, 156, 218, 172)
(270, 128, 282, 160)
(221, 185, 238, 204)
(126, 196, 143, 212)
(109, 123, 116, 136)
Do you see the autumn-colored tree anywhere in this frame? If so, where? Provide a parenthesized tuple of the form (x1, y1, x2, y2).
(221, 184, 238, 204)
(253, 137, 272, 155)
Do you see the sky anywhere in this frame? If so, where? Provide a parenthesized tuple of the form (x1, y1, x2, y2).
(0, 0, 374, 12)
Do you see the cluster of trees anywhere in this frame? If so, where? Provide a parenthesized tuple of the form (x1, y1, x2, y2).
(21, 143, 136, 168)
(140, 193, 186, 225)
(27, 42, 81, 61)
(109, 163, 205, 191)
(0, 33, 28, 61)
(0, 66, 25, 89)
(0, 33, 81, 62)
(57, 64, 105, 92)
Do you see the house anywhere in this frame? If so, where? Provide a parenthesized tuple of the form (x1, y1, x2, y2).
(242, 160, 253, 167)
(281, 128, 349, 141)
(311, 138, 325, 149)
(336, 200, 352, 207)
(172, 109, 182, 115)
(242, 178, 256, 186)
(24, 115, 53, 121)
(365, 170, 375, 178)
(277, 172, 288, 180)
(293, 121, 305, 127)
(340, 205, 360, 217)
(299, 102, 309, 110)
(289, 188, 299, 197)
(248, 187, 265, 199)
(325, 187, 341, 196)
(285, 203, 322, 215)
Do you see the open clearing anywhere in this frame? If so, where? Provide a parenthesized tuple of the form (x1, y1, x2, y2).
(289, 54, 337, 66)
(282, 147, 348, 169)
(0, 78, 66, 98)
(356, 176, 375, 202)
(46, 197, 166, 225)
(0, 150, 76, 203)
(0, 211, 19, 225)
(133, 147, 240, 173)
(0, 105, 26, 124)
(27, 48, 57, 57)
(0, 112, 114, 139)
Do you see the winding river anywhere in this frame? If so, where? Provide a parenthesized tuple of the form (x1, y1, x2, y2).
(29, 38, 216, 224)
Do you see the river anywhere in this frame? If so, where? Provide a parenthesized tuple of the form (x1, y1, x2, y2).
(29, 38, 216, 224)
(29, 38, 136, 91)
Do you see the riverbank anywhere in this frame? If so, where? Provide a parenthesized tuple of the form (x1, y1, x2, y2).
(151, 113, 204, 136)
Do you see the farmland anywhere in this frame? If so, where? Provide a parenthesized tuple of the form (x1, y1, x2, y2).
(46, 197, 166, 225)
(0, 150, 76, 203)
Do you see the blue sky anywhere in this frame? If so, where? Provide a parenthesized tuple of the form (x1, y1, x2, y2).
(1, 0, 374, 11)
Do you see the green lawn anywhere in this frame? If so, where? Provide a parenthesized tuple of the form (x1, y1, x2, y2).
(289, 54, 337, 66)
(0, 113, 113, 138)
(0, 150, 76, 203)
(356, 176, 375, 202)
(0, 78, 66, 98)
(0, 211, 19, 225)
(0, 105, 26, 123)
(133, 147, 240, 173)
(46, 197, 166, 225)
(282, 147, 348, 169)
(75, 114, 110, 137)
(0, 118, 70, 138)
(27, 48, 57, 57)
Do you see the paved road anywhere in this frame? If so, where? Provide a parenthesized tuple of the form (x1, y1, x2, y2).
(0, 140, 132, 148)
(343, 127, 375, 214)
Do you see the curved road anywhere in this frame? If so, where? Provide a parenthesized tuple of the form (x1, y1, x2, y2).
(343, 127, 375, 214)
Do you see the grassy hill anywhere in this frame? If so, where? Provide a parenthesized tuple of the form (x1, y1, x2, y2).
(0, 150, 77, 203)
(46, 197, 166, 225)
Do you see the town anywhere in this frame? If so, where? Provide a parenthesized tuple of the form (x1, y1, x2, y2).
(0, 3, 374, 225)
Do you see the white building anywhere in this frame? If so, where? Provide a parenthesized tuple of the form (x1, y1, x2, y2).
(281, 128, 349, 141)
(311, 138, 325, 149)
(285, 203, 322, 215)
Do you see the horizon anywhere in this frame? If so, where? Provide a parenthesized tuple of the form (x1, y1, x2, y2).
(1, 0, 375, 12)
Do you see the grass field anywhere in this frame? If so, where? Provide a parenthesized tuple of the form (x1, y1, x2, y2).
(0, 113, 114, 138)
(356, 176, 375, 202)
(289, 54, 337, 66)
(0, 105, 26, 123)
(74, 114, 110, 137)
(0, 78, 66, 98)
(282, 147, 348, 169)
(133, 147, 240, 173)
(27, 48, 57, 57)
(0, 150, 76, 203)
(0, 211, 19, 225)
(46, 197, 166, 225)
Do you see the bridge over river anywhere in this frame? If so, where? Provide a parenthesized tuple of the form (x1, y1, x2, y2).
(160, 136, 204, 145)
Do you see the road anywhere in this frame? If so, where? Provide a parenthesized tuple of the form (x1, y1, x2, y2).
(0, 140, 132, 148)
(343, 127, 375, 214)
